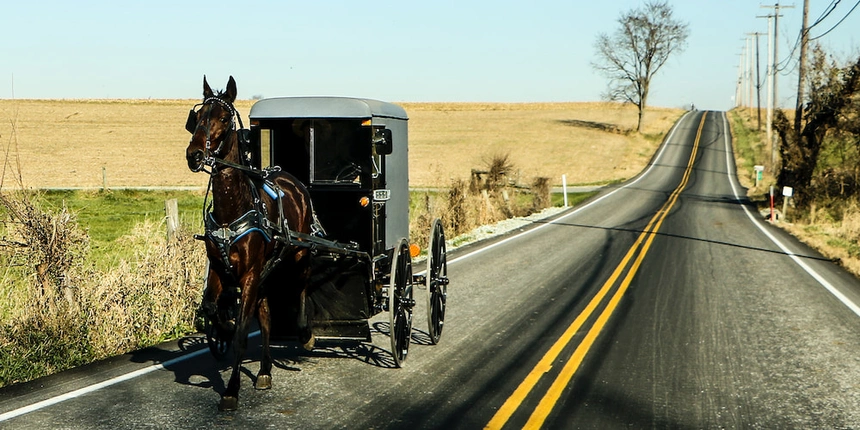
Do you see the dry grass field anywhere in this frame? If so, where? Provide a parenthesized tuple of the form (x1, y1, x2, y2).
(0, 99, 222, 189)
(0, 99, 682, 189)
(404, 102, 680, 188)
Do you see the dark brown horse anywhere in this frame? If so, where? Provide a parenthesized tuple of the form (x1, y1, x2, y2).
(185, 76, 315, 411)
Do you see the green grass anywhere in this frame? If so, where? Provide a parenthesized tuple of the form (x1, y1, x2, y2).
(642, 132, 665, 143)
(552, 191, 599, 208)
(11, 188, 598, 269)
(729, 111, 763, 172)
(38, 190, 205, 268)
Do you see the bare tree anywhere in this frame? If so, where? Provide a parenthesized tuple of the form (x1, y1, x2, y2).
(593, 1, 689, 132)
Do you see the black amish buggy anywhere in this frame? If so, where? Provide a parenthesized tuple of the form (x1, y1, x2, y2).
(186, 81, 452, 410)
(245, 97, 449, 364)
(190, 94, 449, 372)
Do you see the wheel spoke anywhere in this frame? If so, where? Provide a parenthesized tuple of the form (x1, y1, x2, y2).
(389, 238, 413, 367)
(205, 317, 232, 359)
(426, 219, 448, 345)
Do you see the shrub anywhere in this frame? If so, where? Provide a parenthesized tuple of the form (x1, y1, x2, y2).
(409, 155, 552, 246)
(0, 191, 205, 387)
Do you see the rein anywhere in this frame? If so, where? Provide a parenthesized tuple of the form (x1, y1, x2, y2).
(201, 153, 280, 179)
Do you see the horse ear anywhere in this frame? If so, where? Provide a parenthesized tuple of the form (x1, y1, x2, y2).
(225, 76, 237, 103)
(203, 75, 214, 99)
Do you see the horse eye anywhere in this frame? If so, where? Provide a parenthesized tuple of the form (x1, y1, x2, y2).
(220, 117, 229, 124)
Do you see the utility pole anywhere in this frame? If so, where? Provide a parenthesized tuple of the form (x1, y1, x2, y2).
(737, 51, 744, 108)
(766, 14, 774, 165)
(762, 3, 794, 108)
(760, 2, 794, 167)
(795, 0, 810, 135)
(740, 37, 750, 108)
(747, 32, 763, 130)
(747, 35, 753, 111)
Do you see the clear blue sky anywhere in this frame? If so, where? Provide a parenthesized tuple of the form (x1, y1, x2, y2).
(1, 1, 858, 111)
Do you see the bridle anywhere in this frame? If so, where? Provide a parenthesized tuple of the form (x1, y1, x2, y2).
(185, 95, 284, 231)
(186, 96, 247, 173)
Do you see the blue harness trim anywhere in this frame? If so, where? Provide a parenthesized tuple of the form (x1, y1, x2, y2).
(205, 210, 273, 246)
(201, 179, 323, 282)
(205, 208, 276, 274)
(262, 182, 284, 200)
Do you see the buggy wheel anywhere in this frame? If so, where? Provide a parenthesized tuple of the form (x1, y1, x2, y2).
(426, 219, 448, 345)
(389, 238, 414, 367)
(204, 317, 231, 360)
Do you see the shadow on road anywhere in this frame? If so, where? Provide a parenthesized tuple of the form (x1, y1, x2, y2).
(132, 317, 439, 397)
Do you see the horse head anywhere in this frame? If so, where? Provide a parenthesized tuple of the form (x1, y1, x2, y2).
(185, 76, 239, 172)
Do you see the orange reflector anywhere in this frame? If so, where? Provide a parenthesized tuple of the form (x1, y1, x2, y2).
(359, 196, 370, 207)
(409, 244, 420, 258)
(361, 119, 372, 126)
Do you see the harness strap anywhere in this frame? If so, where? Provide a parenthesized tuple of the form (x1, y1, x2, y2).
(202, 155, 276, 179)
(191, 95, 327, 284)
(207, 206, 276, 264)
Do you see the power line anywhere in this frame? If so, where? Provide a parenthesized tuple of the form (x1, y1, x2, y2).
(777, 1, 837, 70)
(810, 0, 860, 40)
(809, 0, 840, 29)
(779, 57, 799, 77)
(774, 0, 858, 73)
(775, 32, 801, 72)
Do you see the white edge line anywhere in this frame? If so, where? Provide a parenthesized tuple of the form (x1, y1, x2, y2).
(0, 330, 261, 422)
(0, 112, 698, 422)
(720, 112, 860, 318)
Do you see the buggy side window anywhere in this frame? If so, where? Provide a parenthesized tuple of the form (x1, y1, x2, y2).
(310, 120, 371, 185)
(371, 126, 387, 178)
(259, 128, 272, 168)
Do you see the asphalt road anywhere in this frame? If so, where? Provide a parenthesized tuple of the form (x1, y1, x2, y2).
(2, 111, 860, 429)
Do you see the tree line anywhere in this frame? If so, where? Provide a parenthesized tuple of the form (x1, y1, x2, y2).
(774, 46, 860, 208)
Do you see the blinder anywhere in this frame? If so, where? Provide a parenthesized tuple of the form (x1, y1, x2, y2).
(185, 109, 198, 134)
(237, 128, 250, 146)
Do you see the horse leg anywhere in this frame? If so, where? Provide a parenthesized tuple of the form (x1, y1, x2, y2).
(255, 296, 273, 390)
(295, 256, 315, 351)
(219, 276, 259, 411)
(219, 326, 247, 411)
(201, 265, 222, 322)
(297, 286, 316, 351)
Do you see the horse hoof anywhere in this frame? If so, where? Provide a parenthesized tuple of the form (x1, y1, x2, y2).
(302, 334, 316, 351)
(219, 396, 239, 411)
(255, 374, 272, 390)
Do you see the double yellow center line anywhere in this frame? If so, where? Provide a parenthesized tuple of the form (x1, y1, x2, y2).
(486, 113, 708, 429)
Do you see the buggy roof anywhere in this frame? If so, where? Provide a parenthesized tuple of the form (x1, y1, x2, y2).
(249, 97, 408, 121)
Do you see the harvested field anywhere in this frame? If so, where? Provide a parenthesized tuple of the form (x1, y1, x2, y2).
(403, 102, 681, 187)
(0, 99, 682, 189)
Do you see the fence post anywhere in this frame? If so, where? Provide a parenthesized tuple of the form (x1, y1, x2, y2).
(770, 186, 775, 222)
(165, 199, 179, 241)
(782, 186, 793, 223)
(562, 174, 569, 208)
